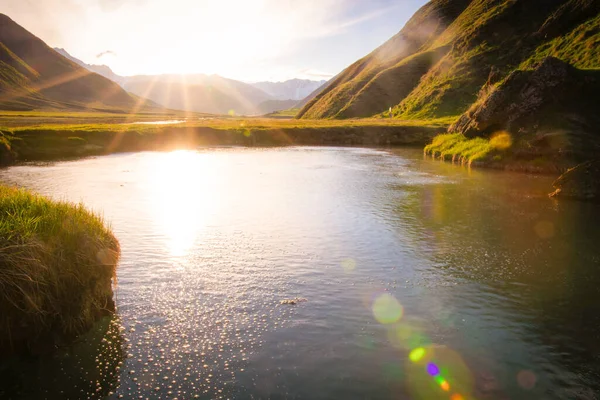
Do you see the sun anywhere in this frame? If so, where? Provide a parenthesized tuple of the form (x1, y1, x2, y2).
(145, 150, 222, 257)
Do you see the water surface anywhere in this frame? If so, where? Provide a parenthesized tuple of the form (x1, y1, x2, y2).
(1, 147, 599, 400)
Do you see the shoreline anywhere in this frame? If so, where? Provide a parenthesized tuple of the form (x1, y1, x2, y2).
(1, 123, 445, 166)
(423, 153, 570, 175)
(0, 185, 120, 356)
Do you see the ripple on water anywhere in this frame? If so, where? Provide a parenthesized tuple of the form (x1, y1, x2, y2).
(1, 147, 600, 399)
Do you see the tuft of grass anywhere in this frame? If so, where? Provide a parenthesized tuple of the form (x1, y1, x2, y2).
(0, 185, 120, 355)
(424, 132, 513, 165)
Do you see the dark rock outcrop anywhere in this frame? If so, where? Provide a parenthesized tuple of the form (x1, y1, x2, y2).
(550, 160, 600, 202)
(450, 57, 600, 162)
(446, 57, 600, 201)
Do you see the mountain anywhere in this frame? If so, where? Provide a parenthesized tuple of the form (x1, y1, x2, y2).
(0, 14, 148, 111)
(298, 0, 600, 120)
(55, 47, 297, 115)
(295, 79, 331, 109)
(251, 79, 326, 101)
(54, 48, 123, 84)
(119, 74, 272, 115)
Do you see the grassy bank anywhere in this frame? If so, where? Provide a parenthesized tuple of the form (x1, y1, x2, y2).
(424, 133, 509, 165)
(424, 132, 572, 173)
(0, 185, 120, 355)
(0, 113, 451, 164)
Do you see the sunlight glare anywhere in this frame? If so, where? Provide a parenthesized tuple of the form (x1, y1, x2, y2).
(146, 150, 221, 256)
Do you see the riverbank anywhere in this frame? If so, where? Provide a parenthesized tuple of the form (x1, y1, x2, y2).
(423, 132, 600, 201)
(423, 132, 573, 174)
(0, 115, 452, 164)
(0, 185, 120, 355)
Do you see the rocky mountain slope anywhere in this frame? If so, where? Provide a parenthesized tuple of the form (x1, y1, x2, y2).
(299, 0, 600, 120)
(0, 14, 149, 111)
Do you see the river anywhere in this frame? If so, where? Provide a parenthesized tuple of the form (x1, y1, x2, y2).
(1, 147, 599, 400)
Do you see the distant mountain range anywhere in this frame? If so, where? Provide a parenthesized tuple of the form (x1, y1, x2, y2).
(54, 47, 324, 115)
(251, 79, 326, 101)
(0, 14, 155, 112)
(0, 12, 326, 115)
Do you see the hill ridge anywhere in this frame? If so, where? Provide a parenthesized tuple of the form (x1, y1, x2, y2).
(298, 0, 600, 120)
(0, 13, 145, 111)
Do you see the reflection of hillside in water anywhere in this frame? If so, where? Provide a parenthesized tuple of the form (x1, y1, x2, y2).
(388, 157, 600, 396)
(0, 315, 125, 399)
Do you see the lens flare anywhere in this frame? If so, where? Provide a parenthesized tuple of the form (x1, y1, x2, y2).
(372, 294, 403, 324)
(490, 131, 513, 150)
(427, 363, 440, 376)
(388, 319, 431, 351)
(440, 380, 450, 392)
(409, 347, 425, 362)
(517, 370, 537, 390)
(341, 258, 356, 272)
(435, 376, 450, 391)
(406, 345, 474, 400)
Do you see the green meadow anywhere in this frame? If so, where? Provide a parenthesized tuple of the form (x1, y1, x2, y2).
(0, 112, 454, 164)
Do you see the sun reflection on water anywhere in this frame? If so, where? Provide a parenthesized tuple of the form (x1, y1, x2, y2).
(145, 150, 221, 257)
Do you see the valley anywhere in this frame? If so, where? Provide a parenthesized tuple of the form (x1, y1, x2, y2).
(1, 1, 600, 398)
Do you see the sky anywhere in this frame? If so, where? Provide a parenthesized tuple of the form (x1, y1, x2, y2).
(3, 0, 428, 82)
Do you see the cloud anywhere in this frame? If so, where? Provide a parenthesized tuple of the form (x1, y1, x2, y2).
(304, 2, 400, 39)
(2, 0, 86, 45)
(1, 0, 413, 81)
(297, 69, 335, 80)
(96, 50, 117, 59)
(97, 0, 147, 12)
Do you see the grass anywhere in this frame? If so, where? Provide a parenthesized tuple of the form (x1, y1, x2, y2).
(0, 185, 120, 355)
(0, 111, 452, 129)
(0, 112, 451, 163)
(300, 0, 600, 122)
(297, 0, 471, 119)
(265, 108, 301, 117)
(522, 14, 600, 70)
(424, 132, 513, 165)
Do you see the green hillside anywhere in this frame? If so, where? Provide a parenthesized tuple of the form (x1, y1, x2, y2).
(0, 14, 152, 112)
(298, 0, 600, 120)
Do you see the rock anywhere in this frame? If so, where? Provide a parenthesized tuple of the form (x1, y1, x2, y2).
(550, 160, 600, 202)
(446, 57, 600, 197)
(280, 298, 307, 305)
(452, 58, 581, 135)
(449, 57, 600, 162)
